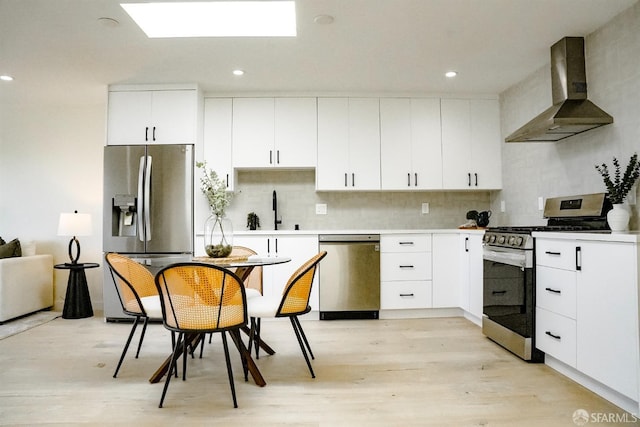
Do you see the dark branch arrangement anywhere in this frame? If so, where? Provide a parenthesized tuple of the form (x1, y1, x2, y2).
(595, 153, 640, 204)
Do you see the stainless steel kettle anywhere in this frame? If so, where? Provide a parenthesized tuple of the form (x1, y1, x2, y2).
(476, 210, 492, 227)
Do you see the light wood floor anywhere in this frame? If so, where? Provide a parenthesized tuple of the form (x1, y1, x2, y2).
(0, 313, 629, 426)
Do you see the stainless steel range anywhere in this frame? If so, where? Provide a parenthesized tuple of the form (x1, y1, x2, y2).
(481, 193, 612, 362)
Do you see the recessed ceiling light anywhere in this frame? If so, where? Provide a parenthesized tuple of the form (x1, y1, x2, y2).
(98, 17, 120, 28)
(121, 1, 297, 38)
(445, 71, 458, 78)
(313, 14, 334, 25)
(233, 69, 245, 76)
(0, 75, 14, 81)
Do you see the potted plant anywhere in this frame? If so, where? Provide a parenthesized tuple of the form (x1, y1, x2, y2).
(595, 153, 640, 231)
(196, 161, 234, 257)
(247, 212, 260, 230)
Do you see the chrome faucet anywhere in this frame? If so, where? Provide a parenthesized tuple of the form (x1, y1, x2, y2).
(273, 190, 282, 230)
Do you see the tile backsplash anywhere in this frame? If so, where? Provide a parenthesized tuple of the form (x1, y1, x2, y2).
(204, 170, 492, 232)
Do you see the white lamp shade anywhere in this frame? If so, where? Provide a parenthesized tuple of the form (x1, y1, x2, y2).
(57, 212, 92, 237)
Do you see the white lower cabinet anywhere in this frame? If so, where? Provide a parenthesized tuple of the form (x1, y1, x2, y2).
(535, 237, 639, 403)
(380, 234, 432, 309)
(233, 234, 320, 310)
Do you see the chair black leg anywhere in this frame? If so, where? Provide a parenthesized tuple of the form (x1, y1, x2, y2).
(293, 316, 314, 359)
(221, 332, 238, 408)
(290, 316, 315, 378)
(254, 318, 261, 359)
(135, 316, 149, 358)
(159, 332, 183, 408)
(182, 335, 189, 381)
(228, 328, 249, 382)
(113, 315, 140, 378)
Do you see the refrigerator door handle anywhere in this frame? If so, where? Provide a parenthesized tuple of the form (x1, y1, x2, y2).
(137, 156, 146, 242)
(144, 155, 152, 242)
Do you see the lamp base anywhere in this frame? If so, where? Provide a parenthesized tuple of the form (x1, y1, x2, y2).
(67, 236, 81, 264)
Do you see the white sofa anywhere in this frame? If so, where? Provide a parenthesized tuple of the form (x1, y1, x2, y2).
(0, 241, 53, 323)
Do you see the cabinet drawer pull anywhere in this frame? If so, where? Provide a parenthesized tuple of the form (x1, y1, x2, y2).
(545, 251, 561, 256)
(415, 172, 418, 187)
(399, 241, 414, 245)
(399, 293, 415, 297)
(545, 331, 561, 340)
(545, 287, 561, 294)
(492, 290, 506, 295)
(399, 265, 414, 269)
(407, 173, 411, 187)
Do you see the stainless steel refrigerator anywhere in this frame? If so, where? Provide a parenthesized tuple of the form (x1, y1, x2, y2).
(102, 144, 194, 320)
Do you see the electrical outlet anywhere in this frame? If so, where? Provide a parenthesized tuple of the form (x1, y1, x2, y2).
(315, 203, 327, 215)
(421, 203, 429, 214)
(538, 197, 544, 211)
(500, 200, 506, 212)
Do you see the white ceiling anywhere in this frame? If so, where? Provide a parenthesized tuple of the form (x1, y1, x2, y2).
(0, 0, 636, 106)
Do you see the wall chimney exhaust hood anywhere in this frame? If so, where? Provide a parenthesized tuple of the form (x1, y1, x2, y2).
(505, 37, 613, 143)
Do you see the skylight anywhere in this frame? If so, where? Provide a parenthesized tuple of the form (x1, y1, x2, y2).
(121, 1, 297, 38)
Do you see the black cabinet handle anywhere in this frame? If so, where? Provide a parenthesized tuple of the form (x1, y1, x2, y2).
(474, 173, 478, 186)
(414, 173, 418, 186)
(545, 287, 561, 294)
(267, 239, 270, 254)
(407, 173, 411, 187)
(152, 126, 156, 141)
(399, 293, 415, 297)
(226, 174, 229, 188)
(468, 172, 471, 186)
(399, 241, 414, 246)
(145, 127, 149, 141)
(270, 150, 273, 164)
(576, 246, 582, 271)
(352, 173, 355, 187)
(545, 331, 561, 340)
(275, 238, 278, 253)
(344, 173, 348, 187)
(399, 265, 414, 269)
(545, 251, 561, 256)
(277, 150, 280, 164)
(465, 237, 469, 252)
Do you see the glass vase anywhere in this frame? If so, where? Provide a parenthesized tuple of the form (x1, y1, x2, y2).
(204, 214, 233, 257)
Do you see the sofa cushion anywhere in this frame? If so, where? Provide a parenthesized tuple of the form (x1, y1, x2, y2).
(0, 237, 5, 245)
(0, 239, 21, 259)
(20, 240, 36, 257)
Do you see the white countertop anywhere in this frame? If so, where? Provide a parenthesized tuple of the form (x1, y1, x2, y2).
(532, 230, 640, 243)
(233, 228, 486, 236)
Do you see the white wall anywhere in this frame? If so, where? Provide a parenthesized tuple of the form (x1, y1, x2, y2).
(0, 103, 105, 311)
(495, 2, 640, 228)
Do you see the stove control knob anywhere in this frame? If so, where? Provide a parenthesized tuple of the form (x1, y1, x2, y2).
(508, 236, 516, 245)
(516, 236, 524, 247)
(489, 235, 496, 243)
(497, 236, 506, 244)
(483, 235, 490, 244)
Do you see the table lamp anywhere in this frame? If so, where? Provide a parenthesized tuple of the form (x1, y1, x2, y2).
(57, 210, 92, 264)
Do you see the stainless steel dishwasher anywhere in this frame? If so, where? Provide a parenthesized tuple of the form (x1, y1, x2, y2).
(319, 234, 380, 320)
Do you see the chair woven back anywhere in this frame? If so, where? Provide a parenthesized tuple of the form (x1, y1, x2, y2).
(230, 246, 262, 294)
(278, 251, 327, 316)
(155, 263, 247, 332)
(105, 252, 157, 316)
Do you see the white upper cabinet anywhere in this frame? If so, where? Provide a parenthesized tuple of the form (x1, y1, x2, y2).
(107, 87, 199, 145)
(232, 97, 317, 169)
(203, 98, 234, 191)
(380, 98, 443, 190)
(441, 99, 502, 190)
(317, 98, 381, 190)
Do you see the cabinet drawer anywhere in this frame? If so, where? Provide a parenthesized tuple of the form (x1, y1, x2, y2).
(536, 266, 576, 319)
(381, 234, 431, 253)
(535, 307, 576, 367)
(381, 281, 432, 309)
(380, 253, 431, 281)
(535, 239, 578, 271)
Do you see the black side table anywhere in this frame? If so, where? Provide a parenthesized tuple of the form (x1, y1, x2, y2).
(54, 262, 99, 319)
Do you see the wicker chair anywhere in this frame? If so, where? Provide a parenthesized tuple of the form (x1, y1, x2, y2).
(154, 262, 249, 408)
(247, 251, 327, 378)
(229, 246, 263, 297)
(105, 252, 164, 378)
